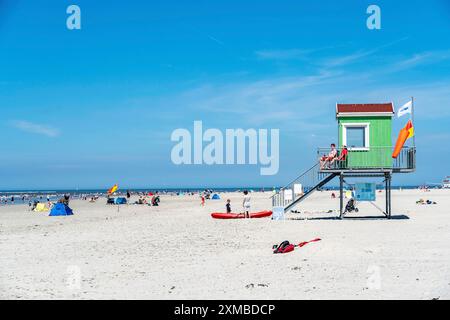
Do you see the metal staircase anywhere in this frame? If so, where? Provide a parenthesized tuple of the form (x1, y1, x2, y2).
(272, 163, 338, 212)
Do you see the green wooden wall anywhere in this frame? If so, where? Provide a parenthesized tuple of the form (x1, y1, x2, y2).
(338, 116, 392, 168)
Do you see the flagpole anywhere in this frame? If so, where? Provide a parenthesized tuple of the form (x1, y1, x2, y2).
(411, 96, 415, 148)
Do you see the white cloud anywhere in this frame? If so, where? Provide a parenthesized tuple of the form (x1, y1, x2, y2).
(11, 120, 60, 137)
(126, 38, 450, 131)
(316, 38, 410, 68)
(391, 49, 450, 71)
(255, 48, 314, 60)
(176, 71, 339, 117)
(156, 61, 450, 130)
(324, 50, 378, 67)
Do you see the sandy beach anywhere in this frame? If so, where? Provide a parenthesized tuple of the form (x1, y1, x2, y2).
(1, 189, 449, 300)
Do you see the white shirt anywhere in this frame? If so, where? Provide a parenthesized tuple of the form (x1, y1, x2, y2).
(243, 195, 251, 208)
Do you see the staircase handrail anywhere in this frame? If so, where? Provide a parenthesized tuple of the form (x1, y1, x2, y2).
(270, 162, 320, 199)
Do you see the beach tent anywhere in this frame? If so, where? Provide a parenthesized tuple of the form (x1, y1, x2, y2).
(114, 197, 127, 205)
(211, 194, 221, 200)
(49, 203, 73, 216)
(34, 203, 49, 212)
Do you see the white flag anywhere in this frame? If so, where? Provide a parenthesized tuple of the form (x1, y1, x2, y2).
(397, 100, 412, 118)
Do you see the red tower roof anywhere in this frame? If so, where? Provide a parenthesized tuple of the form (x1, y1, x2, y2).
(336, 103, 394, 117)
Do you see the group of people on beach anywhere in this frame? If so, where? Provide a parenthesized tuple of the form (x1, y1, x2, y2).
(133, 195, 160, 206)
(1, 195, 35, 205)
(0, 196, 15, 205)
(29, 194, 70, 211)
(319, 143, 348, 169)
(124, 190, 161, 206)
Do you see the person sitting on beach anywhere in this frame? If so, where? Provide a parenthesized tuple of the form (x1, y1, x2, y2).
(31, 200, 39, 211)
(106, 195, 114, 205)
(319, 143, 338, 169)
(62, 194, 70, 205)
(242, 191, 251, 218)
(151, 195, 160, 206)
(416, 199, 437, 205)
(226, 199, 231, 213)
(135, 197, 147, 205)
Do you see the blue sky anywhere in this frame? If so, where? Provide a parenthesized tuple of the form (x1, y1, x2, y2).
(1, 0, 450, 189)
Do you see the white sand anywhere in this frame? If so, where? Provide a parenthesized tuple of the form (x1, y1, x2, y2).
(1, 189, 449, 300)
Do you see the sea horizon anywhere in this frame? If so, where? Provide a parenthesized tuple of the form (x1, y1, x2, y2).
(0, 184, 435, 195)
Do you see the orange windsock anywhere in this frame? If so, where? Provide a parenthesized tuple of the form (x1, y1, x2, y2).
(392, 120, 414, 158)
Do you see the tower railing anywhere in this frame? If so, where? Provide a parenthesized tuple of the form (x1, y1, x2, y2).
(317, 146, 416, 172)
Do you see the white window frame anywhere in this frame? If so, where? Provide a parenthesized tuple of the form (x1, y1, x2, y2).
(342, 122, 370, 151)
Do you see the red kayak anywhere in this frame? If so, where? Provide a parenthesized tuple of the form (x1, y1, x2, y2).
(211, 210, 273, 219)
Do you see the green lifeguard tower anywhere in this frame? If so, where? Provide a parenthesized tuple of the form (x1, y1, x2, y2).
(272, 103, 416, 219)
(337, 103, 393, 169)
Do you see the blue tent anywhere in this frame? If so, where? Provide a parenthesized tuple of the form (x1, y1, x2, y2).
(49, 203, 73, 216)
(114, 197, 127, 205)
(211, 194, 221, 200)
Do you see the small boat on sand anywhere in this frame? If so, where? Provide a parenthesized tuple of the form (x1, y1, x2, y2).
(211, 211, 272, 219)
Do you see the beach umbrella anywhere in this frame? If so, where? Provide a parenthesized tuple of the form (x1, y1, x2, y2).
(108, 184, 119, 195)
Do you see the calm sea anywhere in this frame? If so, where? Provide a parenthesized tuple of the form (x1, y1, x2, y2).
(0, 185, 427, 205)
